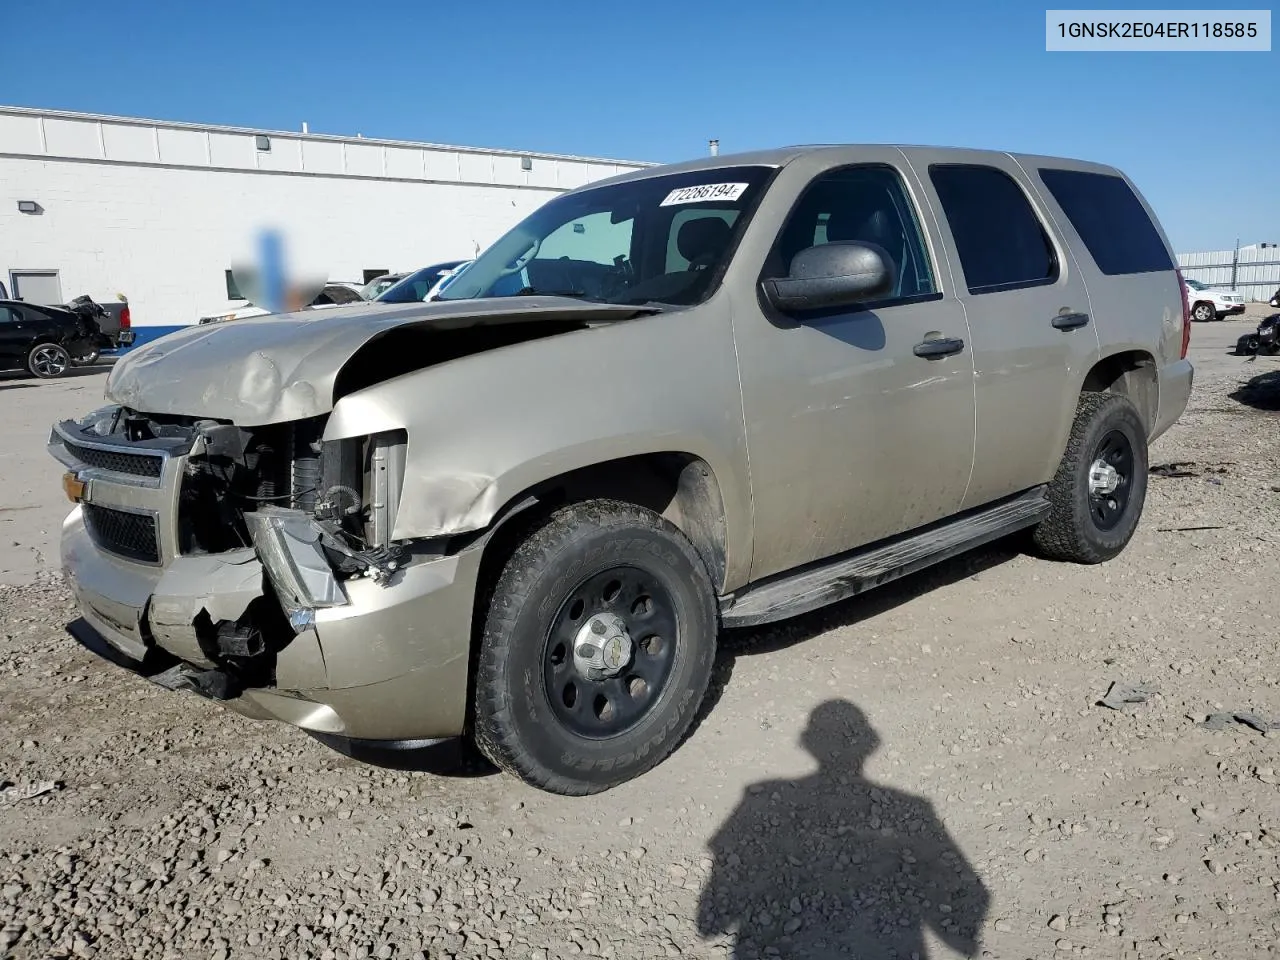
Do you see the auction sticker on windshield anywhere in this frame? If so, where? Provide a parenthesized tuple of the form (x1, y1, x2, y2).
(659, 183, 750, 206)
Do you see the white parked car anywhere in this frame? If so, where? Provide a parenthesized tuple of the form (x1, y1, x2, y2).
(1182, 278, 1245, 321)
(198, 282, 365, 325)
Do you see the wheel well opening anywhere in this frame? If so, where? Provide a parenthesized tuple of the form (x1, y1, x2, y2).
(476, 453, 728, 592)
(1082, 351, 1157, 433)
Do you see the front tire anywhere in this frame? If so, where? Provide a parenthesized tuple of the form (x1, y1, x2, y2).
(1191, 302, 1215, 322)
(1033, 393, 1148, 564)
(473, 500, 717, 795)
(27, 342, 71, 379)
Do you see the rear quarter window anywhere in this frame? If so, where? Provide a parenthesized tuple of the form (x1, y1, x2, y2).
(1037, 168, 1173, 276)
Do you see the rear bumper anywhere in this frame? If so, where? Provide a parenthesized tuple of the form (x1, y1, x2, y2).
(1152, 358, 1194, 443)
(61, 507, 483, 741)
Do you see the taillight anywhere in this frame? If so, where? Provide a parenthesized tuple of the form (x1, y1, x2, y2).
(119, 305, 131, 329)
(1175, 268, 1190, 359)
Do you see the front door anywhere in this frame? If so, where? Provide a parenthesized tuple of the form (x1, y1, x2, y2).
(733, 162, 977, 582)
(10, 270, 62, 306)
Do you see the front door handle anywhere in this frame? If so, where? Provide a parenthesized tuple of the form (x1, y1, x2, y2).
(1052, 311, 1090, 330)
(913, 336, 965, 359)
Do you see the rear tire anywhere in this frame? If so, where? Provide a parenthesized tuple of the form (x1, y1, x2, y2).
(1033, 393, 1148, 564)
(27, 342, 71, 379)
(71, 349, 100, 367)
(473, 500, 717, 795)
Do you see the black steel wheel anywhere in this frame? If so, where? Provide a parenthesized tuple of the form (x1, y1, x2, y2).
(474, 500, 717, 795)
(542, 566, 680, 740)
(1033, 392, 1148, 564)
(1086, 429, 1134, 532)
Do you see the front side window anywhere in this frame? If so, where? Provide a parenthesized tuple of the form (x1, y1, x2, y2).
(765, 164, 937, 301)
(0, 306, 15, 324)
(929, 164, 1057, 294)
(438, 165, 776, 307)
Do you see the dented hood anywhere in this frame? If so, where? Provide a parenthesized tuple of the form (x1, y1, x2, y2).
(105, 297, 656, 425)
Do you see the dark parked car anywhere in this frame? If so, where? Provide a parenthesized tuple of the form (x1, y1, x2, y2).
(1270, 288, 1280, 308)
(0, 300, 103, 378)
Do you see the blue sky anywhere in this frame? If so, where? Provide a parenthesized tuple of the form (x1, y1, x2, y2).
(3, 0, 1274, 251)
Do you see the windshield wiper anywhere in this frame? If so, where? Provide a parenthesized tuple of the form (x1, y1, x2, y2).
(512, 286, 594, 299)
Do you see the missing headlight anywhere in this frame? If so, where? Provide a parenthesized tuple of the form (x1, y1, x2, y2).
(365, 430, 407, 548)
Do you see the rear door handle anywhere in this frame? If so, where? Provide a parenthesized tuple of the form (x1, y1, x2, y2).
(913, 336, 965, 359)
(1052, 311, 1090, 330)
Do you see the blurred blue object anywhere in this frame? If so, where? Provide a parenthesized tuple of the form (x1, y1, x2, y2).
(258, 229, 285, 313)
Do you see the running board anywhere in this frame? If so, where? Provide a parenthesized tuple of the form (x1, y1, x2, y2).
(720, 486, 1050, 628)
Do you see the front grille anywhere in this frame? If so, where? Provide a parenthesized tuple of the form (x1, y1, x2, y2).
(63, 441, 163, 479)
(82, 504, 160, 563)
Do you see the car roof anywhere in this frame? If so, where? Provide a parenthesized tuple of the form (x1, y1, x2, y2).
(0, 299, 60, 309)
(581, 144, 1125, 191)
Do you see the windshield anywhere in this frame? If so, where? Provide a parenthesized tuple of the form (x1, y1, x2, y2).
(360, 275, 400, 300)
(1183, 278, 1206, 291)
(377, 262, 465, 303)
(438, 165, 775, 306)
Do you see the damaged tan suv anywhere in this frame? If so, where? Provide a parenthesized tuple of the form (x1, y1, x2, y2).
(52, 146, 1193, 795)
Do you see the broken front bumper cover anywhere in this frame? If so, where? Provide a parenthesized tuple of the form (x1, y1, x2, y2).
(60, 506, 484, 741)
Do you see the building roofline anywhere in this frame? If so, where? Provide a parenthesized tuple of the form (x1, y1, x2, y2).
(0, 104, 658, 168)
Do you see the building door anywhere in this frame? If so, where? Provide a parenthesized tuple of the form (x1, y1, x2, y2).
(10, 270, 63, 306)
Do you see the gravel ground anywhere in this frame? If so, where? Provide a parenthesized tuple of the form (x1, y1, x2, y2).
(1, 317, 1278, 960)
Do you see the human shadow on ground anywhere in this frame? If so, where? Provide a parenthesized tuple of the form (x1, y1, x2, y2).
(697, 700, 990, 960)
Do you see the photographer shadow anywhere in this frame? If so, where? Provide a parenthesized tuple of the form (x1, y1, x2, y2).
(697, 700, 989, 959)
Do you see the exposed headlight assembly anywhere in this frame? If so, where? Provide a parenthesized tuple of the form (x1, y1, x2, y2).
(244, 507, 348, 627)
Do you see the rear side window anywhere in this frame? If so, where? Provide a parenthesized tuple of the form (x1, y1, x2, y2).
(929, 164, 1057, 294)
(1038, 168, 1173, 276)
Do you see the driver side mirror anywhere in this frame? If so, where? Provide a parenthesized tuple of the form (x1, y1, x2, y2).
(762, 242, 895, 312)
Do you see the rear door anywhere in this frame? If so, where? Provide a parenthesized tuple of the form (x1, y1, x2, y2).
(905, 153, 1101, 510)
(1024, 162, 1184, 371)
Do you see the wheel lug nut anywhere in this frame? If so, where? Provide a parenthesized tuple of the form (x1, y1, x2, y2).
(577, 643, 599, 659)
(590, 620, 606, 635)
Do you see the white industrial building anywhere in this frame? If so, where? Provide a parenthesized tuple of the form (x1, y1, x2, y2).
(0, 106, 652, 347)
